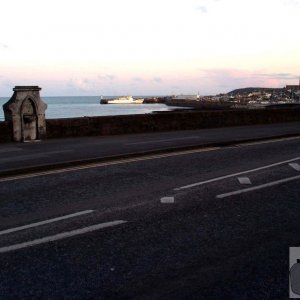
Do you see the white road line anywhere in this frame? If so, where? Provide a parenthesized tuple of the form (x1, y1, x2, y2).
(238, 177, 252, 185)
(289, 163, 300, 171)
(0, 220, 127, 254)
(0, 147, 219, 182)
(0, 210, 94, 236)
(175, 156, 300, 191)
(216, 175, 300, 199)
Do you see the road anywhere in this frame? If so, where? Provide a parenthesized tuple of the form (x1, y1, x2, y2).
(1, 122, 300, 175)
(0, 136, 300, 298)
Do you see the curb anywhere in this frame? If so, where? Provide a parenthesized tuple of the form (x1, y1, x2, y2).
(0, 133, 300, 178)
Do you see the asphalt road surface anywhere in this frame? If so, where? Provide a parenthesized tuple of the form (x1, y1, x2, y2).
(0, 136, 300, 299)
(1, 122, 300, 174)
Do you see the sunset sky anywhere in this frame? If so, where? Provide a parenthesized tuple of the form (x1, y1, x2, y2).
(1, 0, 299, 96)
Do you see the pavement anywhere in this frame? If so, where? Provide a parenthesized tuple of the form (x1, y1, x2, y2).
(1, 122, 300, 176)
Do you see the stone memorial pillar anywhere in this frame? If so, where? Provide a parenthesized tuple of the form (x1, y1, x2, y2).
(3, 86, 47, 142)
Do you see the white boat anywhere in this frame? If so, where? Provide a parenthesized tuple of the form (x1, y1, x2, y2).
(100, 96, 144, 104)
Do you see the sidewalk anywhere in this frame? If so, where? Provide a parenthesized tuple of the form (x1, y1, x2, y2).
(1, 122, 300, 176)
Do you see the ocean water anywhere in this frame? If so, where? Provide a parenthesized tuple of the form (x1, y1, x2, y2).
(0, 96, 177, 121)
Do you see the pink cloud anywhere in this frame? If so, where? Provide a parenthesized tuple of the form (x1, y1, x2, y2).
(196, 68, 298, 93)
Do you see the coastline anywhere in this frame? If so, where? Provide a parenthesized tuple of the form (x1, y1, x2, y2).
(0, 96, 175, 121)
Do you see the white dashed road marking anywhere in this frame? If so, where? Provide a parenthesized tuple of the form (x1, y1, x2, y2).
(216, 175, 300, 199)
(289, 163, 300, 171)
(175, 157, 300, 191)
(238, 177, 252, 185)
(160, 197, 175, 204)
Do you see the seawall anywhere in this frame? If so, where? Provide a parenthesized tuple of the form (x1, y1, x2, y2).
(1, 109, 300, 142)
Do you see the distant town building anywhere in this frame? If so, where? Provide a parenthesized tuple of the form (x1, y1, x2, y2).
(294, 91, 300, 101)
(285, 80, 300, 91)
(173, 94, 200, 100)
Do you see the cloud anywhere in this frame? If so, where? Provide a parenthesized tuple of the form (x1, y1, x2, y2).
(195, 5, 208, 13)
(284, 0, 300, 6)
(67, 77, 99, 91)
(132, 77, 144, 82)
(0, 44, 8, 49)
(97, 74, 116, 81)
(197, 68, 291, 93)
(195, 68, 300, 94)
(254, 73, 299, 80)
(195, 0, 221, 13)
(152, 77, 163, 83)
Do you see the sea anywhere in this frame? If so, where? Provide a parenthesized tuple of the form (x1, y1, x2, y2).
(0, 96, 180, 121)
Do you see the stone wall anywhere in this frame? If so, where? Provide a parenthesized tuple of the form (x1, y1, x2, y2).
(1, 109, 300, 142)
(45, 109, 300, 139)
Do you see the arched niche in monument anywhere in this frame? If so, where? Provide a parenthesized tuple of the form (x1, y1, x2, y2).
(3, 86, 47, 142)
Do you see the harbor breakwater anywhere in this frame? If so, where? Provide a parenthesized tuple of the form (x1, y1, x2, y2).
(0, 109, 300, 142)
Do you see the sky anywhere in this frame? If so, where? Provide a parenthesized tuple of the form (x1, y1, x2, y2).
(0, 0, 300, 96)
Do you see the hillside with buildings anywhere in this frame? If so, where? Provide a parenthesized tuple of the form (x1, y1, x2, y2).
(165, 83, 300, 110)
(226, 84, 300, 105)
(228, 87, 283, 96)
